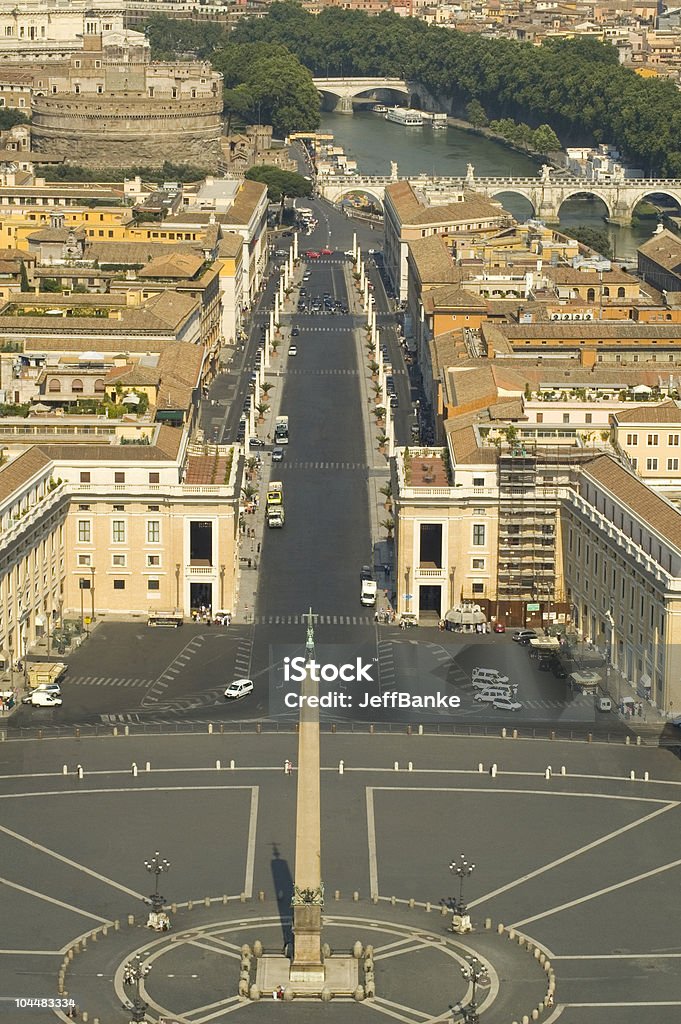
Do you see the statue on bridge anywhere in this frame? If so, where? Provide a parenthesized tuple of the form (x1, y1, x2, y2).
(540, 164, 552, 184)
(465, 163, 475, 187)
(390, 160, 399, 181)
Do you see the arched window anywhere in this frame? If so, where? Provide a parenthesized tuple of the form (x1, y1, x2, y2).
(586, 288, 596, 302)
(617, 287, 625, 298)
(94, 378, 106, 394)
(603, 286, 610, 297)
(71, 378, 84, 394)
(47, 378, 60, 393)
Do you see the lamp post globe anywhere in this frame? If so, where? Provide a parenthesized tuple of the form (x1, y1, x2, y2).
(144, 850, 170, 915)
(460, 955, 487, 1024)
(449, 853, 475, 917)
(123, 953, 152, 1023)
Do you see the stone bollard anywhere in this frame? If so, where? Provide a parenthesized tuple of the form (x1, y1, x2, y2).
(490, 763, 497, 778)
(353, 941, 363, 959)
(258, 891, 265, 902)
(497, 923, 505, 934)
(335, 890, 341, 901)
(205, 896, 211, 907)
(418, 724, 423, 735)
(76, 765, 84, 779)
(644, 771, 650, 781)
(393, 761, 399, 771)
(353, 890, 359, 902)
(545, 767, 552, 779)
(171, 903, 177, 914)
(512, 729, 518, 739)
(250, 985, 260, 1000)
(253, 940, 263, 957)
(625, 735, 630, 745)
(630, 770, 636, 780)
(532, 1011, 540, 1021)
(440, 904, 447, 915)
(63, 765, 68, 775)
(321, 987, 332, 1001)
(113, 726, 118, 737)
(146, 762, 151, 772)
(216, 760, 221, 770)
(550, 730, 555, 740)
(101, 926, 107, 937)
(636, 735, 642, 746)
(127, 915, 134, 927)
(561, 765, 566, 775)
(114, 920, 120, 931)
(187, 900, 193, 911)
(534, 947, 541, 960)
(339, 760, 344, 774)
(124, 725, 129, 736)
(240, 893, 246, 902)
(256, 723, 261, 734)
(587, 732, 592, 743)
(331, 723, 336, 734)
(426, 901, 431, 913)
(408, 898, 415, 909)
(501, 727, 507, 738)
(406, 725, 412, 736)
(208, 723, 213, 734)
(478, 762, 484, 773)
(354, 985, 365, 1001)
(131, 763, 138, 777)
(391, 896, 396, 906)
(230, 759, 235, 769)
(370, 724, 374, 734)
(485, 918, 492, 930)
(408, 761, 413, 772)
(508, 928, 516, 940)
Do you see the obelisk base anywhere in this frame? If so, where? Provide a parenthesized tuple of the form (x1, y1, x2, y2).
(290, 903, 325, 984)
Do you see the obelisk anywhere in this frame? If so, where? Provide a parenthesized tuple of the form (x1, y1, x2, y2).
(289, 609, 325, 985)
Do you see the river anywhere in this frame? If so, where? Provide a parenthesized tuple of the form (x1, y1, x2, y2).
(318, 110, 655, 259)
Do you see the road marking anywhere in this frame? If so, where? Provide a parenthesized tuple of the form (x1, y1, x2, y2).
(510, 857, 681, 928)
(0, 949, 62, 955)
(244, 787, 258, 899)
(367, 788, 379, 900)
(0, 876, 110, 923)
(469, 802, 678, 910)
(0, 822, 146, 899)
(553, 952, 681, 959)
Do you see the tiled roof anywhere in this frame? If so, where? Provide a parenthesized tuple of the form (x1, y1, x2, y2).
(28, 226, 86, 243)
(423, 284, 488, 313)
(138, 253, 204, 280)
(105, 364, 160, 387)
(482, 321, 681, 342)
(638, 228, 681, 275)
(545, 266, 636, 285)
(448, 424, 498, 464)
(218, 232, 243, 258)
(408, 236, 458, 286)
(219, 179, 267, 225)
(612, 400, 681, 423)
(155, 424, 183, 458)
(584, 454, 681, 550)
(38, 443, 175, 462)
(0, 447, 52, 503)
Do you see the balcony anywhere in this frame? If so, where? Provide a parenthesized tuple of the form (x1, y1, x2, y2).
(416, 566, 446, 579)
(0, 482, 68, 553)
(186, 564, 216, 576)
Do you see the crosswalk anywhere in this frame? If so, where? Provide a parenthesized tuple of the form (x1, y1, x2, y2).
(288, 368, 359, 375)
(233, 635, 253, 680)
(377, 640, 396, 689)
(254, 613, 373, 626)
(68, 675, 152, 688)
(284, 461, 368, 471)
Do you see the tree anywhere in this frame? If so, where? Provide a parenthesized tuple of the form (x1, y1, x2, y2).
(465, 99, 488, 127)
(246, 165, 312, 221)
(532, 123, 561, 153)
(569, 225, 613, 258)
(19, 260, 29, 293)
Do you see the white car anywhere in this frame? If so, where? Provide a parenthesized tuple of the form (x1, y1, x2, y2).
(288, 345, 297, 356)
(224, 679, 253, 700)
(272, 447, 284, 462)
(344, 250, 355, 257)
(492, 697, 523, 712)
(22, 690, 63, 707)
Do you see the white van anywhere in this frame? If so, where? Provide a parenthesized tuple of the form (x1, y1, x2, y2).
(361, 579, 377, 606)
(474, 685, 512, 703)
(22, 690, 63, 707)
(472, 667, 510, 688)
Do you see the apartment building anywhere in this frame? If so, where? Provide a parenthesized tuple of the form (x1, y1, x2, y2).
(610, 400, 681, 493)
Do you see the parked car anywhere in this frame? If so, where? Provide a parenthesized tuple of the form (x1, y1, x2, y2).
(272, 447, 284, 462)
(291, 327, 300, 337)
(224, 679, 254, 700)
(493, 622, 506, 633)
(360, 565, 373, 581)
(288, 345, 298, 356)
(249, 437, 265, 449)
(22, 690, 63, 707)
(491, 696, 523, 712)
(320, 248, 333, 256)
(512, 629, 538, 644)
(305, 251, 320, 259)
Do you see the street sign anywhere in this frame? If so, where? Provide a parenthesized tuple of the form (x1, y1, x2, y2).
(527, 602, 540, 611)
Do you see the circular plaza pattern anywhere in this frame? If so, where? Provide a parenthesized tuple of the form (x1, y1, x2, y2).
(0, 731, 679, 1024)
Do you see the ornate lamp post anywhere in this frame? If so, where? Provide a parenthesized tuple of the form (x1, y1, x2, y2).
(449, 854, 475, 933)
(144, 851, 170, 915)
(123, 953, 151, 1024)
(460, 956, 488, 1023)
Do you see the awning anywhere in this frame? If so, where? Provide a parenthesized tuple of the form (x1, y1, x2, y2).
(445, 604, 486, 625)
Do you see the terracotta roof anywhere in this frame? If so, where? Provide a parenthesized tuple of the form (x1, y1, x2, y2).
(612, 400, 681, 423)
(38, 443, 175, 462)
(155, 424, 183, 459)
(408, 236, 458, 286)
(0, 447, 52, 503)
(583, 454, 681, 551)
(423, 283, 488, 313)
(218, 179, 267, 225)
(24, 338, 175, 354)
(27, 226, 86, 243)
(545, 266, 637, 285)
(448, 424, 498, 464)
(140, 291, 198, 329)
(138, 253, 204, 280)
(409, 453, 449, 486)
(482, 321, 681, 342)
(88, 240, 208, 266)
(218, 232, 243, 259)
(105, 364, 160, 387)
(446, 365, 498, 408)
(638, 228, 681, 275)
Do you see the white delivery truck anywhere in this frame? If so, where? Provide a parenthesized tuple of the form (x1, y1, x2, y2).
(361, 579, 377, 606)
(275, 416, 289, 444)
(267, 506, 285, 528)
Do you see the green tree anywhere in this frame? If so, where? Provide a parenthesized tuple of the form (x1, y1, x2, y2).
(245, 165, 312, 219)
(19, 260, 29, 293)
(569, 225, 613, 258)
(0, 108, 29, 130)
(532, 124, 561, 153)
(465, 99, 488, 127)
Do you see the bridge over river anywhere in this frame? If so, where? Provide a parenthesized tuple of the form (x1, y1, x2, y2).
(318, 165, 681, 225)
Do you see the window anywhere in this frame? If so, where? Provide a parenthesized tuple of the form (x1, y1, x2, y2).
(562, 413, 570, 424)
(473, 524, 486, 546)
(646, 458, 658, 471)
(149, 472, 160, 484)
(585, 413, 592, 424)
(71, 378, 83, 393)
(113, 579, 125, 590)
(112, 554, 126, 567)
(78, 554, 91, 566)
(669, 434, 680, 446)
(114, 472, 125, 484)
(668, 458, 679, 471)
(147, 579, 160, 591)
(647, 433, 659, 446)
(78, 504, 90, 511)
(77, 520, 91, 543)
(147, 521, 160, 543)
(473, 477, 484, 487)
(113, 504, 124, 512)
(631, 458, 638, 469)
(536, 412, 543, 424)
(472, 558, 485, 569)
(112, 520, 126, 543)
(147, 554, 160, 567)
(626, 433, 638, 446)
(147, 505, 160, 512)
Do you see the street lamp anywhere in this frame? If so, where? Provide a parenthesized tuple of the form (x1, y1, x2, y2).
(459, 956, 488, 1024)
(123, 953, 152, 1023)
(144, 850, 170, 915)
(449, 854, 475, 932)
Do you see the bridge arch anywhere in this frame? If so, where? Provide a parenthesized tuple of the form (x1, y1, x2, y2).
(331, 185, 386, 210)
(487, 186, 538, 217)
(632, 189, 681, 214)
(554, 188, 615, 221)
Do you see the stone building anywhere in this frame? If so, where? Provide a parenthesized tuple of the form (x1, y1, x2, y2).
(28, 32, 224, 169)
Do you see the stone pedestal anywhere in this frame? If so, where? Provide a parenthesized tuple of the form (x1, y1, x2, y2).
(291, 903, 324, 982)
